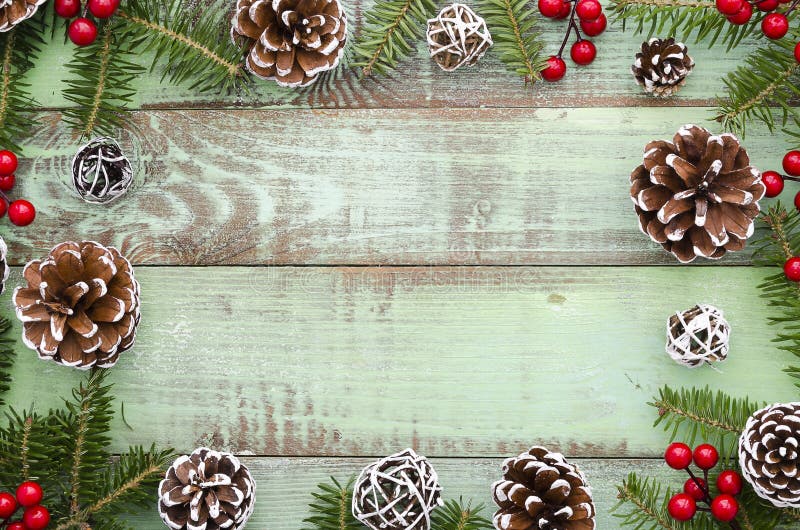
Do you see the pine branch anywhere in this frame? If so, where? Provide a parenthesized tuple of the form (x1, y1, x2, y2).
(614, 473, 717, 530)
(0, 316, 15, 405)
(119, 0, 245, 92)
(351, 0, 438, 76)
(478, 0, 546, 83)
(302, 476, 360, 530)
(431, 498, 493, 530)
(0, 409, 58, 490)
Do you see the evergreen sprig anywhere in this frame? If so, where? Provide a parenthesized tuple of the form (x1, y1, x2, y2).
(431, 498, 493, 530)
(614, 473, 717, 530)
(0, 316, 15, 406)
(479, 0, 546, 83)
(351, 0, 438, 76)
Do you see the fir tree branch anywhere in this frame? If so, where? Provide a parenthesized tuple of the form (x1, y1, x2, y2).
(302, 476, 360, 530)
(19, 416, 32, 481)
(615, 474, 675, 530)
(0, 316, 16, 405)
(431, 499, 492, 530)
(479, 0, 545, 83)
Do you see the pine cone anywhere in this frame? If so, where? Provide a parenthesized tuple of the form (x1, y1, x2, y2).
(231, 0, 347, 87)
(492, 446, 595, 530)
(12, 241, 140, 369)
(0, 236, 7, 296)
(0, 0, 47, 32)
(426, 3, 493, 72)
(632, 38, 694, 97)
(158, 448, 256, 530)
(352, 448, 443, 530)
(666, 304, 730, 368)
(739, 402, 800, 508)
(630, 124, 765, 263)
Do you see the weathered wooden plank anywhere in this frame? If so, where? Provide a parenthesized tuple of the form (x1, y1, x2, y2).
(123, 457, 671, 529)
(3, 266, 796, 457)
(5, 107, 789, 267)
(24, 14, 755, 109)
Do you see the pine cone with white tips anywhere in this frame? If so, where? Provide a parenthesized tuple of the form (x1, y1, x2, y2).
(0, 0, 47, 32)
(632, 38, 694, 97)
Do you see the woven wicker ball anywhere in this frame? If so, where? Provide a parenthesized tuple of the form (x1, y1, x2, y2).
(72, 137, 133, 204)
(666, 304, 730, 368)
(426, 3, 492, 72)
(352, 448, 443, 530)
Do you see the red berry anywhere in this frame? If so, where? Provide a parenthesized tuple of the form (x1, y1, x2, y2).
(538, 0, 564, 17)
(665, 442, 693, 470)
(784, 150, 800, 176)
(15, 482, 42, 507)
(0, 173, 14, 192)
(795, 41, 800, 62)
(786, 257, 800, 281)
(693, 444, 719, 470)
(0, 200, 7, 218)
(22, 505, 50, 530)
(668, 493, 697, 521)
(716, 0, 744, 14)
(762, 13, 789, 39)
(87, 0, 120, 18)
(576, 0, 602, 19)
(717, 470, 743, 496)
(580, 13, 607, 35)
(6, 522, 25, 530)
(757, 0, 779, 10)
(0, 150, 17, 176)
(8, 200, 35, 227)
(711, 494, 739, 522)
(795, 190, 800, 211)
(683, 477, 707, 501)
(727, 2, 752, 24)
(555, 1, 572, 18)
(0, 491, 17, 519)
(54, 0, 81, 17)
(570, 40, 597, 65)
(68, 17, 98, 46)
(762, 170, 785, 197)
(541, 56, 567, 82)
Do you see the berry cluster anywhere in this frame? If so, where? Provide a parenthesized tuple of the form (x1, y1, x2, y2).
(664, 443, 742, 526)
(715, 0, 797, 38)
(538, 0, 607, 81)
(0, 481, 50, 529)
(0, 150, 35, 227)
(55, 0, 120, 46)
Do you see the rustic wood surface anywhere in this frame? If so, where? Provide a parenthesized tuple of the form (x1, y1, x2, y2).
(1, 8, 795, 529)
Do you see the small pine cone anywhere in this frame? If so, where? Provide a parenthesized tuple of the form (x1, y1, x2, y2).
(739, 402, 800, 508)
(426, 3, 493, 72)
(0, 0, 47, 32)
(159, 448, 256, 530)
(632, 38, 694, 97)
(12, 241, 141, 369)
(630, 124, 765, 263)
(492, 446, 595, 530)
(352, 448, 443, 530)
(666, 304, 730, 368)
(0, 236, 7, 296)
(72, 137, 133, 204)
(231, 0, 347, 87)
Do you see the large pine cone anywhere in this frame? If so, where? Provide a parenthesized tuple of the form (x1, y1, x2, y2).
(492, 446, 595, 530)
(12, 241, 140, 369)
(159, 448, 256, 530)
(631, 38, 694, 97)
(231, 0, 347, 87)
(0, 0, 47, 32)
(0, 236, 7, 296)
(739, 402, 800, 508)
(630, 124, 765, 263)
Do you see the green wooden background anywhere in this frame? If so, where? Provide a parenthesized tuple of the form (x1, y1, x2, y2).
(1, 8, 799, 528)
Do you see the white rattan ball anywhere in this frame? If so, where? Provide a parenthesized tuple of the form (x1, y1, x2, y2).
(666, 303, 730, 368)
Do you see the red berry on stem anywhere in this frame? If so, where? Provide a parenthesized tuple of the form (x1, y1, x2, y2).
(795, 41, 800, 62)
(717, 470, 743, 496)
(8, 200, 35, 227)
(87, 0, 120, 18)
(576, 0, 602, 20)
(0, 491, 17, 519)
(0, 150, 17, 176)
(665, 442, 693, 469)
(711, 494, 739, 522)
(538, 0, 563, 17)
(555, 1, 572, 18)
(580, 13, 607, 35)
(6, 522, 25, 530)
(0, 200, 7, 218)
(785, 257, 800, 281)
(15, 482, 42, 507)
(727, 2, 752, 24)
(541, 56, 567, 82)
(693, 444, 719, 470)
(0, 174, 14, 192)
(716, 0, 744, 15)
(762, 170, 785, 197)
(68, 17, 98, 46)
(54, 0, 81, 17)
(794, 190, 800, 211)
(757, 0, 779, 10)
(762, 13, 789, 39)
(22, 505, 50, 530)
(784, 150, 800, 176)
(668, 493, 697, 521)
(683, 477, 707, 501)
(570, 40, 597, 65)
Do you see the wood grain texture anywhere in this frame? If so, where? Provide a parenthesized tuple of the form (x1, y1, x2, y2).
(6, 107, 790, 267)
(123, 457, 671, 529)
(3, 266, 796, 457)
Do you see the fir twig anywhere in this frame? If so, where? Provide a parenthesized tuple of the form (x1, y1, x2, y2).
(0, 316, 16, 405)
(614, 473, 719, 529)
(431, 498, 493, 530)
(302, 476, 359, 530)
(479, 0, 545, 83)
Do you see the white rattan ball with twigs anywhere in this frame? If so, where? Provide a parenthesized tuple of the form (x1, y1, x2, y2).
(426, 3, 492, 72)
(666, 304, 730, 368)
(352, 448, 444, 530)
